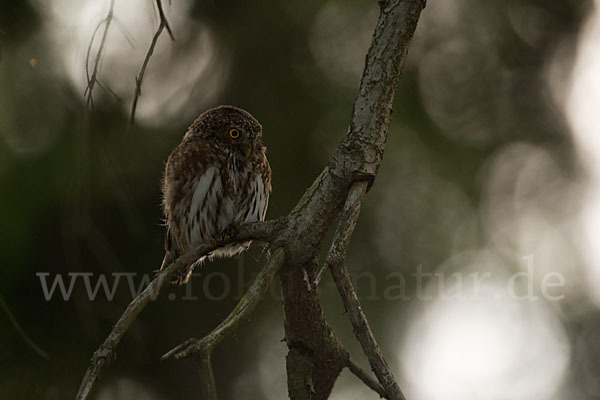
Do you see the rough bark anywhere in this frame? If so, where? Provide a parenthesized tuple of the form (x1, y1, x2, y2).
(279, 1, 424, 399)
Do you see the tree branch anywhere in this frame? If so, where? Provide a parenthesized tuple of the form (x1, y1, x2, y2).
(84, 0, 115, 108)
(330, 0, 424, 181)
(129, 0, 176, 127)
(193, 348, 218, 400)
(161, 248, 287, 400)
(314, 181, 368, 287)
(323, 181, 406, 400)
(76, 0, 425, 397)
(278, 0, 424, 397)
(155, 0, 175, 41)
(347, 359, 387, 399)
(75, 220, 280, 400)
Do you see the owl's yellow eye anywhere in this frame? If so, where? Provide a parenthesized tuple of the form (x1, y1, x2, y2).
(229, 128, 240, 139)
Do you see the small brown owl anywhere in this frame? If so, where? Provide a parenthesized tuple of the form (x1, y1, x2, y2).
(160, 105, 271, 284)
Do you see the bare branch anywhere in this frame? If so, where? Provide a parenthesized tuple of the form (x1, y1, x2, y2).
(75, 220, 280, 400)
(0, 294, 50, 360)
(323, 181, 406, 400)
(75, 0, 424, 397)
(161, 248, 287, 398)
(277, 0, 424, 397)
(306, 0, 426, 394)
(75, 248, 201, 400)
(162, 247, 286, 360)
(314, 181, 368, 286)
(162, 248, 286, 399)
(85, 0, 115, 108)
(193, 349, 218, 400)
(112, 17, 136, 49)
(97, 79, 121, 103)
(316, 179, 406, 399)
(347, 359, 387, 399)
(334, 261, 407, 399)
(129, 0, 176, 128)
(155, 0, 175, 41)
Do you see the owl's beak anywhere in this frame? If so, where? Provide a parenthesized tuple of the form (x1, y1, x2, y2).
(243, 145, 252, 159)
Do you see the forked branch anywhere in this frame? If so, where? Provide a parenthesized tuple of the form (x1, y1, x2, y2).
(161, 248, 287, 400)
(84, 0, 176, 123)
(274, 0, 424, 397)
(75, 220, 281, 400)
(129, 0, 176, 127)
(84, 0, 115, 108)
(76, 0, 425, 398)
(347, 359, 388, 399)
(324, 182, 406, 400)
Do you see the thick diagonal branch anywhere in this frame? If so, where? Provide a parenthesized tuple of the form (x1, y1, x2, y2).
(75, 220, 280, 400)
(280, 0, 424, 398)
(161, 247, 287, 400)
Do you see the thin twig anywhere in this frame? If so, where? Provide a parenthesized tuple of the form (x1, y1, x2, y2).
(112, 17, 136, 49)
(85, 0, 115, 108)
(161, 248, 286, 400)
(163, 247, 285, 358)
(75, 220, 280, 400)
(97, 79, 121, 103)
(129, 0, 175, 128)
(155, 0, 175, 41)
(322, 181, 406, 400)
(162, 247, 286, 359)
(0, 294, 50, 360)
(347, 359, 387, 399)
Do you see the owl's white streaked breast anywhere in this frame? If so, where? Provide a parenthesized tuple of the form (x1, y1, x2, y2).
(244, 174, 268, 222)
(174, 156, 268, 254)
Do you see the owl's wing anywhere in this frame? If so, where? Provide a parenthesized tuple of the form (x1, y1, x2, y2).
(162, 138, 215, 215)
(256, 152, 272, 221)
(160, 137, 216, 275)
(159, 226, 176, 271)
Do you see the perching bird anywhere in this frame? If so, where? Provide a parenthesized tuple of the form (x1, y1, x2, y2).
(160, 105, 271, 284)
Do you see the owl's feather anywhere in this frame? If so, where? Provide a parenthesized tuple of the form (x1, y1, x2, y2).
(160, 106, 271, 284)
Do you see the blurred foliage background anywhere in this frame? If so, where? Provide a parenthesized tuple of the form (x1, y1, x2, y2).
(1, 0, 600, 399)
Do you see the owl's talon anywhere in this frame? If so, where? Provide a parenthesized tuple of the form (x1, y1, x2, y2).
(223, 223, 241, 241)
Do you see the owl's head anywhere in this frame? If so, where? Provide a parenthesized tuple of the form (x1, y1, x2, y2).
(187, 105, 263, 151)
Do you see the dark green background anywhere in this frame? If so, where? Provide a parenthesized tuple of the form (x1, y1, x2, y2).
(1, 1, 597, 399)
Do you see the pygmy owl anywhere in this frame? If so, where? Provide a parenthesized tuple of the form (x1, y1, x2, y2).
(160, 105, 272, 284)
